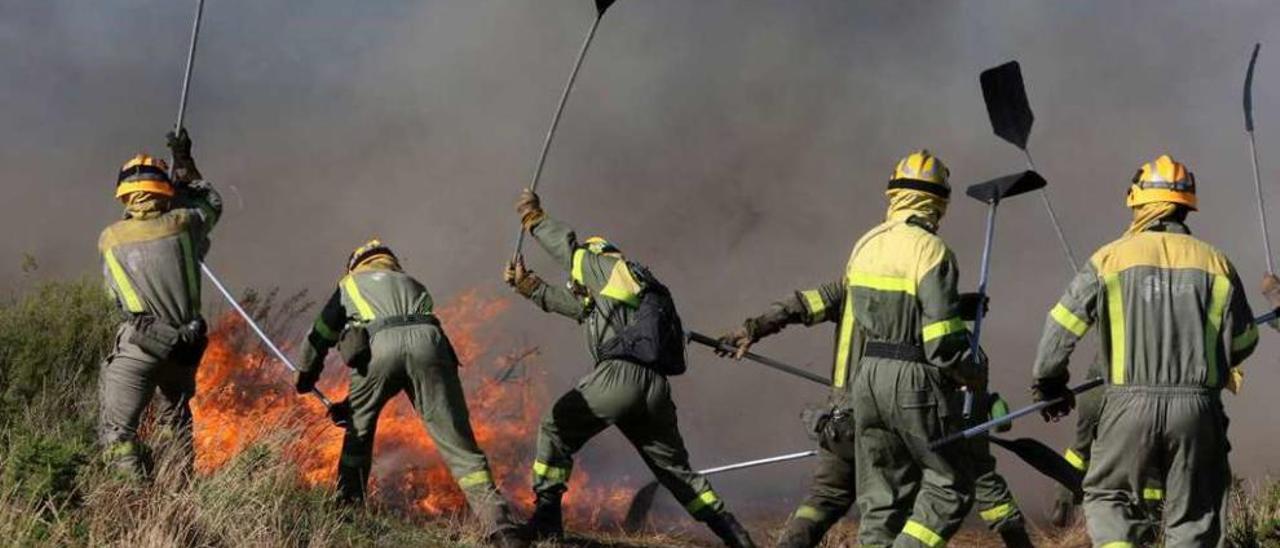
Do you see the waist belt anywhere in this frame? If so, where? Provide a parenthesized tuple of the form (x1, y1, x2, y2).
(863, 341, 927, 363)
(366, 314, 437, 337)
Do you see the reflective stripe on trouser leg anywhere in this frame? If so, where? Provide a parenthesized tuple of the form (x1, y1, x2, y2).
(684, 489, 724, 518)
(532, 460, 571, 487)
(902, 520, 946, 547)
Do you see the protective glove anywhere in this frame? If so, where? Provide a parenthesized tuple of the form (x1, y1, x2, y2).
(1262, 273, 1280, 311)
(504, 256, 544, 298)
(958, 292, 990, 322)
(516, 189, 545, 230)
(1031, 376, 1075, 422)
(715, 325, 753, 359)
(945, 346, 988, 392)
(327, 399, 353, 429)
(988, 392, 1012, 433)
(166, 128, 202, 184)
(295, 369, 321, 395)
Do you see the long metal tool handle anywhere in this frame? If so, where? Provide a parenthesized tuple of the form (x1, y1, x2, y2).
(201, 263, 336, 408)
(1249, 132, 1274, 273)
(1023, 150, 1079, 273)
(931, 377, 1105, 449)
(698, 450, 817, 476)
(174, 0, 205, 133)
(686, 330, 831, 386)
(963, 201, 1000, 417)
(512, 15, 604, 260)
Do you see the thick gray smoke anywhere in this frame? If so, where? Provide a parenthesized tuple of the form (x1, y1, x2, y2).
(3, 0, 1280, 523)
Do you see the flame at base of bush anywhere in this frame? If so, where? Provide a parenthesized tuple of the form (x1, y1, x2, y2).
(190, 289, 633, 525)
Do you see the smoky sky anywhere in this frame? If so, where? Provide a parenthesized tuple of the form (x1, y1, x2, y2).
(4, 0, 1280, 523)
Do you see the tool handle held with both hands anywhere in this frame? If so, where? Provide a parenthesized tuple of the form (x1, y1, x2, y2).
(200, 263, 339, 411)
(685, 330, 831, 386)
(930, 377, 1104, 449)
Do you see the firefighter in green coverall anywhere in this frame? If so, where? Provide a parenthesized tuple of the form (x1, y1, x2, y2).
(1030, 154, 1256, 546)
(296, 240, 525, 547)
(719, 150, 1029, 547)
(503, 190, 756, 548)
(98, 130, 220, 477)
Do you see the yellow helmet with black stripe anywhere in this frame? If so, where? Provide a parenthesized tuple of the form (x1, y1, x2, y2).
(115, 154, 173, 201)
(347, 239, 397, 272)
(1127, 154, 1197, 210)
(887, 149, 950, 200)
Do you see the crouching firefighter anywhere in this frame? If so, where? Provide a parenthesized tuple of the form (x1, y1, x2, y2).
(718, 151, 1021, 547)
(297, 240, 525, 547)
(504, 190, 756, 548)
(1030, 154, 1256, 546)
(98, 130, 220, 477)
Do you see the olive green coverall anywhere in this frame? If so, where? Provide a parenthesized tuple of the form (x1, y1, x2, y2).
(521, 215, 731, 523)
(741, 285, 1024, 547)
(1033, 221, 1257, 547)
(98, 182, 221, 476)
(300, 263, 518, 535)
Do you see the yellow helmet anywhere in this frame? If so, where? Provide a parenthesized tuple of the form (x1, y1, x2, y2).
(1127, 154, 1197, 210)
(115, 154, 173, 201)
(583, 236, 620, 255)
(887, 149, 950, 199)
(347, 239, 397, 272)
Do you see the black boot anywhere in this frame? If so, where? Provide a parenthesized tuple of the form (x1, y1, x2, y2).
(775, 517, 829, 548)
(487, 528, 530, 548)
(524, 492, 564, 540)
(998, 526, 1035, 548)
(706, 512, 757, 548)
(1049, 486, 1077, 528)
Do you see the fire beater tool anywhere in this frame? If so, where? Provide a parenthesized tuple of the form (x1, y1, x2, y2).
(165, 0, 348, 427)
(512, 0, 619, 261)
(981, 61, 1079, 274)
(962, 170, 1049, 418)
(1244, 44, 1274, 273)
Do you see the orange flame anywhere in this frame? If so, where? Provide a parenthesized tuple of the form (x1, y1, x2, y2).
(191, 289, 633, 524)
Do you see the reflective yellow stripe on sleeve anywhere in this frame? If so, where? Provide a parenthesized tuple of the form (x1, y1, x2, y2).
(684, 490, 720, 514)
(849, 272, 916, 295)
(902, 520, 945, 547)
(922, 317, 966, 342)
(979, 502, 1015, 523)
(1232, 324, 1258, 353)
(312, 318, 339, 342)
(1064, 448, 1088, 471)
(571, 249, 587, 285)
(104, 249, 145, 313)
(1050, 303, 1090, 337)
(1205, 275, 1230, 387)
(800, 290, 826, 322)
(833, 289, 856, 388)
(1104, 274, 1126, 385)
(341, 276, 376, 321)
(457, 470, 492, 489)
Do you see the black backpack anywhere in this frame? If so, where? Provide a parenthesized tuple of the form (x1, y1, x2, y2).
(598, 262, 687, 376)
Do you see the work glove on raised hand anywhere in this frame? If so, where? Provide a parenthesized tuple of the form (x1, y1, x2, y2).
(1262, 273, 1280, 311)
(504, 256, 544, 298)
(1031, 376, 1075, 422)
(295, 368, 320, 395)
(516, 189, 546, 231)
(166, 128, 202, 185)
(958, 292, 990, 322)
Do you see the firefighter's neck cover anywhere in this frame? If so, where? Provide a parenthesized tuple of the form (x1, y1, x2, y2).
(353, 254, 402, 273)
(885, 187, 947, 229)
(123, 191, 169, 219)
(1126, 201, 1180, 236)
